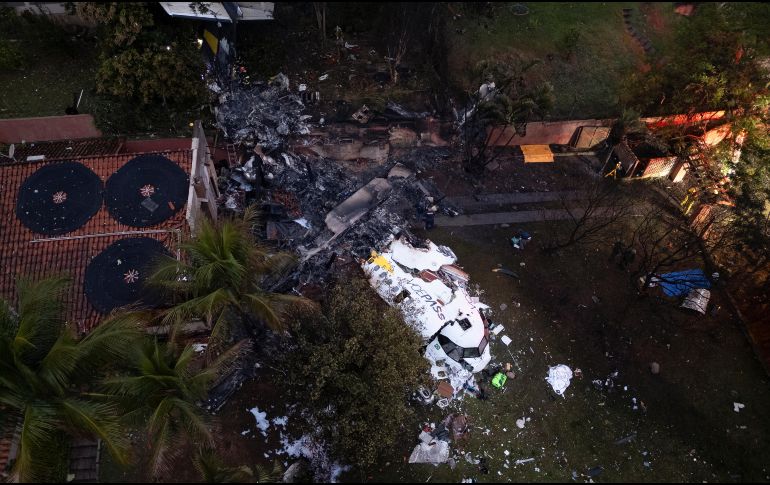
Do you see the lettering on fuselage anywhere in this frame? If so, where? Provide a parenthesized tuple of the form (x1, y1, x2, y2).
(407, 281, 445, 320)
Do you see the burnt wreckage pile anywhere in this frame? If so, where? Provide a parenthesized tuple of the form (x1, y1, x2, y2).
(213, 75, 459, 292)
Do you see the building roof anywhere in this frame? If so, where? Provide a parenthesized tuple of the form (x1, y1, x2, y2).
(0, 114, 101, 144)
(0, 150, 192, 334)
(0, 137, 124, 163)
(159, 2, 274, 22)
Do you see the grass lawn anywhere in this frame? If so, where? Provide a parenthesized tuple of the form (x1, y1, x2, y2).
(446, 2, 682, 119)
(0, 32, 99, 120)
(353, 217, 770, 483)
(0, 11, 207, 138)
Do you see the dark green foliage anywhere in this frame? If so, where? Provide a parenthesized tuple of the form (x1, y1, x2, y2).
(556, 27, 582, 60)
(624, 3, 769, 117)
(194, 450, 283, 483)
(463, 55, 555, 171)
(286, 278, 427, 468)
(77, 2, 205, 106)
(103, 340, 242, 477)
(0, 39, 23, 70)
(148, 206, 311, 349)
(731, 140, 770, 261)
(0, 277, 143, 482)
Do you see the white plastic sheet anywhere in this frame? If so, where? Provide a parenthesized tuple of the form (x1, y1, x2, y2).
(408, 440, 450, 464)
(545, 364, 573, 397)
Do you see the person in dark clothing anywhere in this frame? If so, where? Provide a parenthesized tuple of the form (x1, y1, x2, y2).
(621, 247, 637, 269)
(610, 240, 623, 262)
(424, 204, 437, 230)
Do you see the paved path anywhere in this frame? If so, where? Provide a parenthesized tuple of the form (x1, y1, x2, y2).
(436, 206, 644, 227)
(446, 191, 585, 210)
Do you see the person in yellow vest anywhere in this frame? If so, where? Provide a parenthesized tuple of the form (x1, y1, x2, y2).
(680, 187, 698, 215)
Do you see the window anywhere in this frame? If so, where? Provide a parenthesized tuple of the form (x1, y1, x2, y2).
(439, 335, 488, 362)
(394, 289, 410, 304)
(457, 318, 472, 331)
(437, 334, 464, 362)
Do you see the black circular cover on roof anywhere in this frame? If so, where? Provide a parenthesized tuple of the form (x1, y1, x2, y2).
(84, 237, 171, 314)
(105, 154, 188, 227)
(15, 161, 103, 235)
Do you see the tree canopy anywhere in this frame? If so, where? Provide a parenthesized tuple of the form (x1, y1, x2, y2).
(77, 2, 205, 105)
(286, 278, 427, 468)
(0, 277, 142, 482)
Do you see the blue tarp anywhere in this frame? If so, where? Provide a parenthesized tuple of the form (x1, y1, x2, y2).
(658, 269, 711, 297)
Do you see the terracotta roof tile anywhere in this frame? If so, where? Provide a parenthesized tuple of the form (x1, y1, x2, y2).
(0, 138, 124, 162)
(0, 150, 192, 334)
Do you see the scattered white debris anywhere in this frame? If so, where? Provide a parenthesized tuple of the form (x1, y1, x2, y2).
(273, 416, 289, 427)
(249, 407, 270, 437)
(545, 364, 573, 397)
(491, 324, 504, 335)
(515, 458, 535, 465)
(293, 218, 311, 229)
(319, 74, 329, 81)
(241, 429, 251, 436)
(192, 343, 207, 353)
(516, 418, 526, 429)
(501, 335, 512, 346)
(734, 402, 746, 413)
(504, 450, 510, 456)
(330, 464, 351, 482)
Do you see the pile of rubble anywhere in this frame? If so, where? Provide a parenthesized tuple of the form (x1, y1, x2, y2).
(215, 73, 311, 152)
(212, 71, 489, 381)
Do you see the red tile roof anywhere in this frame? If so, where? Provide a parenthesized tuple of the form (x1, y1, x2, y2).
(0, 150, 192, 334)
(0, 114, 101, 144)
(0, 138, 124, 162)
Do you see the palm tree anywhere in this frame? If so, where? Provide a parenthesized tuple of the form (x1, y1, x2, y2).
(148, 206, 310, 348)
(463, 56, 555, 172)
(103, 340, 242, 477)
(0, 277, 143, 482)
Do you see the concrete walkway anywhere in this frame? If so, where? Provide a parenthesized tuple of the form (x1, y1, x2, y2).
(436, 206, 643, 227)
(446, 191, 585, 210)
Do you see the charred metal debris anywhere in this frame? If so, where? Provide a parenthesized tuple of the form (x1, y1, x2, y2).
(212, 73, 460, 293)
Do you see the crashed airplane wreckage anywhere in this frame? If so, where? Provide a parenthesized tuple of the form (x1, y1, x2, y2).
(362, 236, 492, 380)
(209, 72, 491, 404)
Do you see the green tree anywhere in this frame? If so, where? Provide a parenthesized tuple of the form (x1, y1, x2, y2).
(148, 206, 310, 349)
(0, 277, 142, 482)
(286, 278, 427, 468)
(730, 139, 770, 275)
(103, 340, 241, 477)
(77, 2, 205, 105)
(624, 3, 768, 119)
(461, 55, 555, 172)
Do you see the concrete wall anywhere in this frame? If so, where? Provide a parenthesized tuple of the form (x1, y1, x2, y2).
(186, 121, 220, 234)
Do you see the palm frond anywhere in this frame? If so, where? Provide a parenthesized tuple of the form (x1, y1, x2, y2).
(13, 276, 70, 364)
(76, 311, 144, 371)
(12, 404, 62, 483)
(60, 398, 129, 465)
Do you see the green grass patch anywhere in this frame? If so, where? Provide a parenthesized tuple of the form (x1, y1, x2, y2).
(447, 2, 655, 119)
